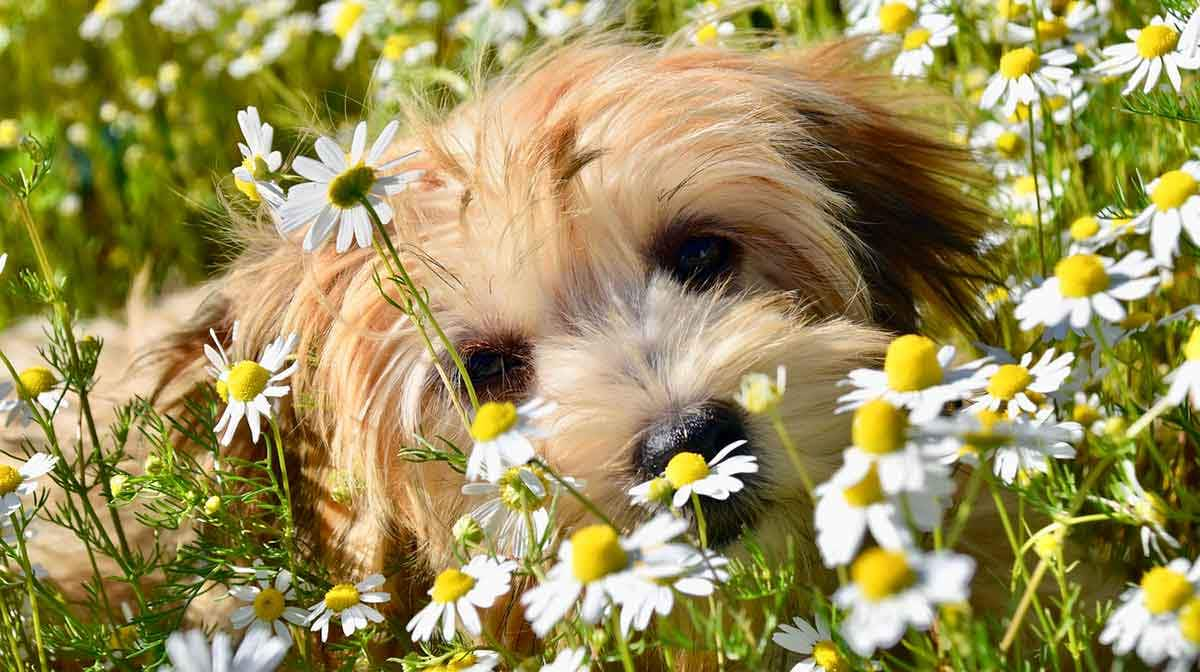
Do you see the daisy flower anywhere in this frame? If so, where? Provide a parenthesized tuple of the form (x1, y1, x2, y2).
(2, 366, 67, 426)
(406, 556, 517, 641)
(79, 0, 140, 42)
(842, 399, 943, 495)
(629, 439, 758, 509)
(1100, 557, 1200, 666)
(278, 120, 422, 253)
(969, 120, 1041, 178)
(814, 460, 953, 567)
(607, 545, 729, 634)
(1094, 13, 1200, 95)
(461, 463, 579, 558)
(209, 329, 299, 445)
(465, 399, 555, 482)
(422, 651, 501, 672)
(968, 348, 1074, 419)
(850, 1, 956, 78)
(539, 648, 588, 672)
(1165, 326, 1200, 409)
(1093, 460, 1180, 559)
(1130, 161, 1200, 268)
(890, 13, 956, 77)
(0, 453, 57, 517)
(1015, 77, 1091, 127)
(690, 21, 736, 46)
(834, 547, 975, 656)
(979, 45, 1077, 116)
(161, 628, 289, 672)
(734, 365, 786, 416)
(318, 0, 374, 69)
(229, 569, 310, 644)
(520, 514, 695, 636)
(772, 614, 849, 672)
(836, 334, 986, 422)
(307, 574, 390, 642)
(452, 0, 527, 45)
(990, 408, 1080, 484)
(1014, 251, 1159, 335)
(1004, 3, 1100, 48)
(232, 107, 283, 205)
(1070, 391, 1109, 433)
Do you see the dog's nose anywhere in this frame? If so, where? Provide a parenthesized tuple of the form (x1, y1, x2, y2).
(638, 402, 749, 476)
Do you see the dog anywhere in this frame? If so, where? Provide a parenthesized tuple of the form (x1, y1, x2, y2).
(6, 36, 1002, 665)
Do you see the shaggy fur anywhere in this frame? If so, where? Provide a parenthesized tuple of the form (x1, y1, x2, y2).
(4, 38, 1008, 666)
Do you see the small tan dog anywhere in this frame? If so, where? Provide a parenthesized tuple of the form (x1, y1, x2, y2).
(9, 37, 1001, 662)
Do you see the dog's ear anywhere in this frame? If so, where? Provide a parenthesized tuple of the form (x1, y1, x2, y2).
(666, 42, 996, 336)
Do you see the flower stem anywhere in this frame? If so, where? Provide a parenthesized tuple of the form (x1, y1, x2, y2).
(12, 513, 48, 672)
(767, 412, 815, 499)
(691, 491, 708, 549)
(612, 608, 636, 672)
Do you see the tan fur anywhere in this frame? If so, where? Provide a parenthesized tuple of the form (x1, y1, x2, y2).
(4, 39, 1010, 666)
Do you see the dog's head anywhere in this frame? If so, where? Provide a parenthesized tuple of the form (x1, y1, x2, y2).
(181, 40, 992, 577)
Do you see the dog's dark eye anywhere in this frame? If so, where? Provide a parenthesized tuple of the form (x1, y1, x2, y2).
(670, 235, 736, 289)
(465, 350, 509, 384)
(461, 346, 531, 399)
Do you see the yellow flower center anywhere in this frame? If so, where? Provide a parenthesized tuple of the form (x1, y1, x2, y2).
(234, 176, 260, 202)
(902, 28, 932, 50)
(253, 587, 286, 621)
(429, 653, 480, 672)
(470, 401, 518, 441)
(694, 23, 719, 45)
(204, 495, 221, 515)
(851, 547, 916, 601)
(1151, 170, 1198, 212)
(323, 583, 360, 612)
(497, 465, 552, 512)
(327, 163, 378, 209)
(1069, 216, 1099, 240)
(1103, 416, 1127, 437)
(1072, 403, 1100, 426)
(999, 47, 1039, 79)
(431, 568, 476, 603)
(1054, 254, 1109, 298)
(1134, 492, 1168, 527)
(812, 640, 847, 672)
(645, 477, 674, 504)
(852, 399, 908, 455)
(215, 379, 229, 402)
(1181, 599, 1200, 643)
(1013, 175, 1038, 196)
(996, 0, 1027, 20)
(383, 34, 412, 60)
(737, 372, 783, 414)
(842, 463, 885, 507)
(985, 287, 1010, 304)
(1036, 17, 1068, 40)
(1142, 567, 1194, 614)
(0, 465, 22, 496)
(884, 334, 943, 392)
(107, 624, 137, 650)
(570, 525, 628, 582)
(987, 364, 1034, 401)
(994, 131, 1024, 159)
(665, 452, 710, 488)
(94, 0, 112, 15)
(227, 361, 270, 402)
(1185, 327, 1200, 361)
(878, 3, 916, 34)
(1137, 24, 1180, 59)
(332, 1, 365, 39)
(17, 367, 56, 399)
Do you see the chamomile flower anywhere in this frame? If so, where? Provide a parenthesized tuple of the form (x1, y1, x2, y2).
(520, 514, 695, 636)
(420, 651, 501, 671)
(307, 574, 390, 641)
(1070, 391, 1109, 433)
(452, 0, 527, 45)
(842, 399, 943, 495)
(1093, 460, 1179, 559)
(890, 13, 956, 77)
(850, 2, 956, 78)
(968, 348, 1074, 419)
(525, 0, 605, 37)
(1162, 326, 1200, 409)
(318, 0, 373, 69)
(232, 107, 283, 204)
(990, 408, 1080, 483)
(734, 365, 786, 415)
(0, 453, 57, 518)
(465, 399, 555, 482)
(406, 556, 517, 641)
(1013, 77, 1091, 127)
(461, 463, 578, 558)
(836, 334, 986, 422)
(2, 366, 67, 426)
(211, 331, 299, 445)
(1130, 161, 1200, 268)
(1094, 13, 1200, 95)
(969, 120, 1042, 178)
(834, 547, 975, 656)
(979, 45, 1077, 116)
(1015, 251, 1159, 335)
(1100, 557, 1200, 666)
(1004, 3, 1099, 48)
(772, 614, 849, 672)
(690, 21, 736, 46)
(278, 120, 422, 253)
(608, 545, 729, 634)
(539, 647, 588, 672)
(229, 569, 310, 644)
(631, 440, 757, 509)
(161, 628, 289, 672)
(814, 460, 954, 566)
(79, 0, 140, 42)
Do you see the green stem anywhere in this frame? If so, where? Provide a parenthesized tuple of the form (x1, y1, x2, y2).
(612, 608, 636, 672)
(691, 491, 708, 549)
(11, 514, 47, 672)
(767, 412, 815, 498)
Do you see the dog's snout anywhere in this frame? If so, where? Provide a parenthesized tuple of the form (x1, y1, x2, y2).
(638, 402, 748, 476)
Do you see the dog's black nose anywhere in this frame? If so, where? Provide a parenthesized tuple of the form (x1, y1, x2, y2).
(638, 402, 749, 476)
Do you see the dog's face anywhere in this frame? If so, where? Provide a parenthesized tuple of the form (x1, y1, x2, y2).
(206, 42, 989, 577)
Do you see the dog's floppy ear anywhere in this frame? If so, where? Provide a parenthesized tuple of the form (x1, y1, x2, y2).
(733, 41, 996, 336)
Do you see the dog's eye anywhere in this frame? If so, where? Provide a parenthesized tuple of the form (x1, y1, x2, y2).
(463, 348, 526, 391)
(669, 235, 736, 289)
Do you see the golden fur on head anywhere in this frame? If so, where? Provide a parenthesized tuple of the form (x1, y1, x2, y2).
(71, 37, 998, 651)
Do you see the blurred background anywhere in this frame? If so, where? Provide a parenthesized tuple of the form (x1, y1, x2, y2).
(0, 0, 821, 323)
